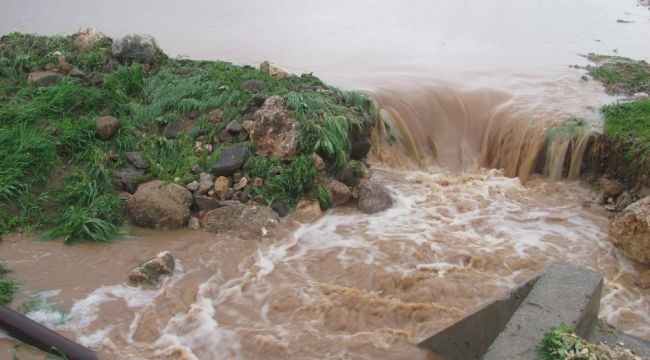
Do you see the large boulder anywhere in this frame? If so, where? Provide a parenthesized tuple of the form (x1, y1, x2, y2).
(211, 145, 251, 177)
(609, 196, 650, 264)
(111, 33, 161, 63)
(357, 179, 393, 214)
(27, 71, 63, 87)
(127, 181, 192, 229)
(202, 204, 279, 238)
(249, 96, 299, 161)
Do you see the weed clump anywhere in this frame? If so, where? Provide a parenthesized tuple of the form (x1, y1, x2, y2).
(539, 324, 596, 360)
(603, 99, 650, 171)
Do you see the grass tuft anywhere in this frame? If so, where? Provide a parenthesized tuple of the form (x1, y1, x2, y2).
(538, 324, 596, 360)
(603, 99, 650, 170)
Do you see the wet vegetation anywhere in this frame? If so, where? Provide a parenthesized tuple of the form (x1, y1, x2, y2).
(0, 32, 374, 242)
(0, 262, 17, 304)
(585, 54, 650, 95)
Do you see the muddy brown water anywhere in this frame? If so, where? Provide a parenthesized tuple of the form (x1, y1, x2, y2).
(1, 0, 650, 359)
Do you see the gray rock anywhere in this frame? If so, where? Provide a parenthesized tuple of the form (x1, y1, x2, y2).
(129, 251, 176, 285)
(186, 181, 200, 192)
(127, 181, 192, 229)
(240, 79, 268, 92)
(197, 173, 214, 195)
(226, 120, 243, 133)
(163, 118, 183, 139)
(357, 179, 393, 214)
(191, 164, 204, 175)
(126, 151, 149, 169)
(113, 165, 145, 194)
(272, 199, 289, 217)
(112, 33, 161, 63)
(96, 115, 120, 140)
(27, 71, 63, 87)
(211, 145, 251, 177)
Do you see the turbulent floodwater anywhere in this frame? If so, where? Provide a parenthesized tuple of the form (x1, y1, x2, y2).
(2, 169, 648, 359)
(1, 0, 650, 358)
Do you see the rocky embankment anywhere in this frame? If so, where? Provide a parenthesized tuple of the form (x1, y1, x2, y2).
(0, 29, 394, 246)
(576, 55, 650, 284)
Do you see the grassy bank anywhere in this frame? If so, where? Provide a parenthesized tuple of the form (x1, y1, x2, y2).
(0, 32, 374, 243)
(585, 54, 650, 184)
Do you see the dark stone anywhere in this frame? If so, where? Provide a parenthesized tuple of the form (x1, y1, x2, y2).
(126, 151, 149, 169)
(164, 118, 183, 139)
(113, 165, 145, 193)
(350, 137, 372, 160)
(211, 145, 252, 177)
(240, 79, 268, 92)
(241, 95, 268, 114)
(193, 196, 223, 212)
(336, 163, 360, 187)
(219, 129, 233, 142)
(271, 199, 289, 217)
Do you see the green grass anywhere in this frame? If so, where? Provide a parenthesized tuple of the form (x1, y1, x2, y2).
(0, 32, 375, 241)
(0, 262, 17, 304)
(603, 99, 650, 170)
(243, 155, 318, 206)
(586, 54, 650, 95)
(538, 324, 596, 360)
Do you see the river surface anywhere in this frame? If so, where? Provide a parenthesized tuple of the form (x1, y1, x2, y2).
(1, 0, 650, 359)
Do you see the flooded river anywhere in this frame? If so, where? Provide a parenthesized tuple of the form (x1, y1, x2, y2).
(1, 0, 650, 359)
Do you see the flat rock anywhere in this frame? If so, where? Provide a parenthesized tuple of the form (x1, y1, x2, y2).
(226, 120, 243, 133)
(202, 204, 279, 238)
(27, 71, 63, 87)
(240, 79, 268, 92)
(294, 199, 322, 223)
(211, 145, 251, 177)
(126, 151, 149, 169)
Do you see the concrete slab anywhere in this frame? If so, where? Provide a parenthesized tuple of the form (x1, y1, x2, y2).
(418, 276, 538, 359)
(483, 262, 603, 360)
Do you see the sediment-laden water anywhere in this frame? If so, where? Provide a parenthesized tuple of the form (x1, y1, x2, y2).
(1, 0, 650, 358)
